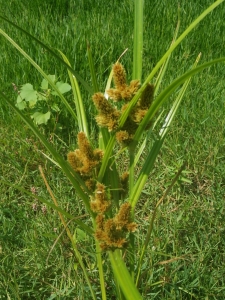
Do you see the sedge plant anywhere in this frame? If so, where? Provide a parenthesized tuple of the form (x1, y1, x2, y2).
(1, 0, 225, 299)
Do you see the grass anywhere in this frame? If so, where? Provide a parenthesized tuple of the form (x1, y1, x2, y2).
(1, 0, 225, 299)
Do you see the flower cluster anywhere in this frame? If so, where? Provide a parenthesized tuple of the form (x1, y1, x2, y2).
(90, 182, 111, 213)
(67, 133, 136, 251)
(67, 132, 103, 190)
(92, 93, 120, 131)
(92, 62, 154, 145)
(107, 62, 140, 102)
(95, 202, 137, 250)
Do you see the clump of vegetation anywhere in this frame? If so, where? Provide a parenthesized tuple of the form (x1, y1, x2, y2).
(15, 75, 71, 132)
(1, 0, 225, 299)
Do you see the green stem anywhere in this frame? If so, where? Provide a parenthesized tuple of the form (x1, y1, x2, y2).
(95, 241, 107, 300)
(128, 147, 135, 279)
(97, 135, 116, 182)
(70, 240, 97, 300)
(129, 147, 135, 196)
(133, 0, 144, 81)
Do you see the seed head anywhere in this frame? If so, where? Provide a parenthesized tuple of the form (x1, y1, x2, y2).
(92, 92, 120, 131)
(90, 183, 111, 213)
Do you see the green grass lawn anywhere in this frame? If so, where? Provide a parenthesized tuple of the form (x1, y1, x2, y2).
(1, 0, 225, 299)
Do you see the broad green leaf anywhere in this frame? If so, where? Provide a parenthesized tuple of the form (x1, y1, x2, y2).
(37, 92, 47, 101)
(41, 78, 48, 90)
(31, 111, 51, 125)
(28, 98, 37, 108)
(16, 95, 26, 110)
(52, 81, 71, 95)
(20, 83, 37, 102)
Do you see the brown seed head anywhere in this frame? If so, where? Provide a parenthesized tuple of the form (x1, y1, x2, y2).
(139, 83, 154, 109)
(113, 62, 127, 89)
(92, 92, 120, 130)
(67, 151, 82, 172)
(90, 183, 111, 213)
(67, 132, 103, 176)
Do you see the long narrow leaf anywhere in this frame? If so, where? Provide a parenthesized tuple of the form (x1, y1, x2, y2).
(98, 69, 114, 151)
(95, 242, 107, 300)
(109, 250, 143, 300)
(130, 138, 164, 209)
(97, 135, 116, 182)
(154, 15, 180, 95)
(159, 53, 202, 139)
(58, 50, 89, 137)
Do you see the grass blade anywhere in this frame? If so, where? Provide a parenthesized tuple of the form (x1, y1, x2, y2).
(135, 164, 186, 286)
(159, 52, 202, 139)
